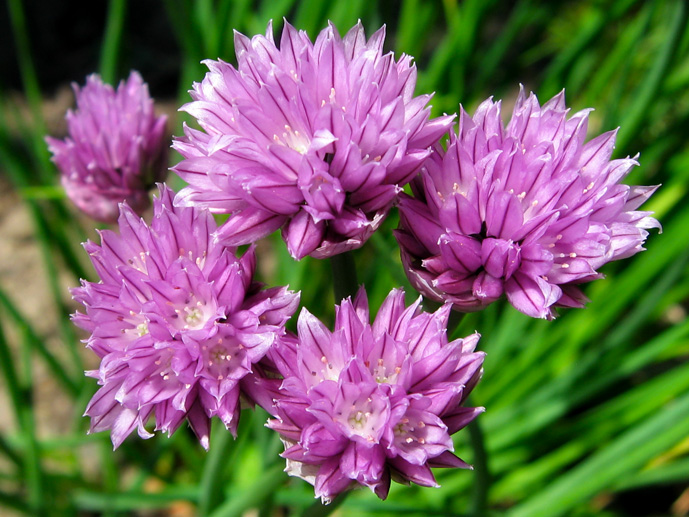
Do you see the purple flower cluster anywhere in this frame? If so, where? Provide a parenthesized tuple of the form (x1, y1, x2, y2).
(72, 185, 299, 448)
(47, 71, 169, 223)
(61, 18, 662, 505)
(262, 289, 484, 501)
(396, 89, 660, 318)
(172, 21, 452, 259)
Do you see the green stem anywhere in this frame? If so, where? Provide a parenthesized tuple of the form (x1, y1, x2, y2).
(100, 437, 119, 517)
(100, 0, 128, 84)
(468, 415, 490, 517)
(426, 300, 485, 515)
(330, 252, 359, 303)
(422, 297, 484, 516)
(6, 0, 55, 184)
(198, 420, 235, 516)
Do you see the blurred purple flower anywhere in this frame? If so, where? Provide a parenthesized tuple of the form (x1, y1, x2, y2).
(260, 288, 484, 502)
(396, 89, 660, 319)
(172, 21, 453, 259)
(46, 71, 169, 223)
(71, 185, 299, 449)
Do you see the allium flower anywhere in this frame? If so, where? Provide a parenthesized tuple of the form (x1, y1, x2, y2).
(71, 185, 299, 448)
(46, 71, 169, 223)
(172, 21, 453, 259)
(396, 89, 660, 319)
(262, 288, 484, 502)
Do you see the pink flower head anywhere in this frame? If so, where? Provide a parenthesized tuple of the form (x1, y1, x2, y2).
(172, 20, 453, 259)
(46, 71, 169, 223)
(262, 288, 484, 502)
(71, 185, 299, 449)
(396, 88, 660, 319)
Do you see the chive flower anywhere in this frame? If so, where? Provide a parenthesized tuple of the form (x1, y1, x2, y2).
(173, 21, 453, 259)
(263, 288, 484, 501)
(47, 71, 169, 223)
(72, 185, 299, 448)
(396, 89, 660, 319)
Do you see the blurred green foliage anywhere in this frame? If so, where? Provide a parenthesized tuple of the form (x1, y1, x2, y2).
(1, 0, 689, 515)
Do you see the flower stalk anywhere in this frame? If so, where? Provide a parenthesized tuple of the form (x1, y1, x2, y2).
(468, 414, 490, 517)
(330, 251, 359, 303)
(199, 419, 236, 516)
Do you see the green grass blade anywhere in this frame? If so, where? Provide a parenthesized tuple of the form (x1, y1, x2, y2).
(326, 0, 370, 31)
(0, 489, 30, 514)
(73, 487, 199, 512)
(614, 456, 689, 491)
(0, 432, 22, 467)
(616, 0, 687, 151)
(0, 284, 80, 395)
(472, 0, 545, 95)
(208, 464, 285, 517)
(293, 0, 330, 38)
(539, 0, 638, 97)
(6, 0, 49, 173)
(395, 0, 435, 59)
(508, 390, 689, 517)
(0, 316, 44, 514)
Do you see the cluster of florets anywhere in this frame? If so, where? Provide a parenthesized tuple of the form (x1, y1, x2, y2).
(172, 20, 453, 259)
(72, 185, 300, 448)
(46, 71, 169, 223)
(262, 289, 484, 501)
(55, 18, 659, 504)
(395, 89, 660, 318)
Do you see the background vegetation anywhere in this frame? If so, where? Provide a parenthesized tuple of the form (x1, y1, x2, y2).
(1, 0, 688, 515)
